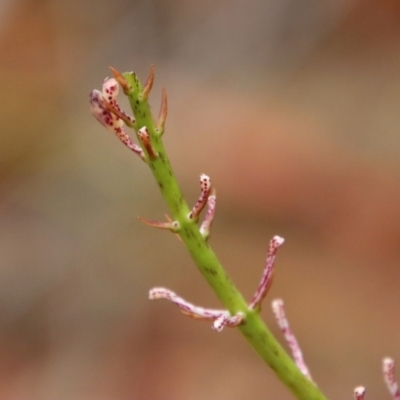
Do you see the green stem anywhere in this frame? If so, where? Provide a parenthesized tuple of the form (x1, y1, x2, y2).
(123, 71, 328, 400)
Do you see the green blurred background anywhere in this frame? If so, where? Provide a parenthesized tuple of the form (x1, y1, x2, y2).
(0, 0, 400, 399)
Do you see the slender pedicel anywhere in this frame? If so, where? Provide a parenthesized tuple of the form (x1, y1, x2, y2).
(149, 287, 244, 331)
(189, 174, 211, 220)
(249, 236, 284, 310)
(272, 298, 313, 382)
(199, 188, 217, 239)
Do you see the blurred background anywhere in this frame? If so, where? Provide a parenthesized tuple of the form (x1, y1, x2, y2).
(1, 0, 400, 399)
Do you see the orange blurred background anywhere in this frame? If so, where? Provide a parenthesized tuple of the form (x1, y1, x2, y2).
(0, 0, 400, 399)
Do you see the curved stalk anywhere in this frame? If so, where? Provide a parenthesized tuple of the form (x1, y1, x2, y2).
(93, 68, 329, 400)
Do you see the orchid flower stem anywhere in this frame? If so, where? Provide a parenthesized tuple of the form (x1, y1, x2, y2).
(95, 68, 329, 400)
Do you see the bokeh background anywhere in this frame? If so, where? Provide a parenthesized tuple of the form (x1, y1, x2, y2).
(1, 0, 400, 399)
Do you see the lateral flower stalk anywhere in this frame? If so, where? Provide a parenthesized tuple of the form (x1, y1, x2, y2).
(199, 188, 217, 239)
(249, 235, 284, 311)
(189, 174, 212, 220)
(272, 298, 313, 382)
(149, 287, 244, 332)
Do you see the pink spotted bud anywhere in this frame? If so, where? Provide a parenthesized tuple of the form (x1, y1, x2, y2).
(89, 89, 122, 132)
(354, 386, 366, 400)
(102, 77, 119, 101)
(102, 77, 135, 126)
(90, 83, 144, 161)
